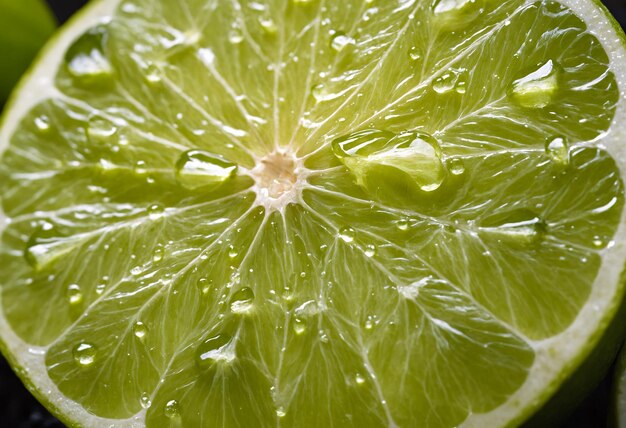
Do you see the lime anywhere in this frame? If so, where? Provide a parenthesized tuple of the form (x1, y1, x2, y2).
(1, 0, 626, 427)
(0, 0, 55, 103)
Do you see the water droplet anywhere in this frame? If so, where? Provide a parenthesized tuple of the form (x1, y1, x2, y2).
(433, 68, 467, 94)
(276, 407, 287, 418)
(86, 116, 118, 144)
(355, 373, 366, 385)
(228, 245, 238, 259)
(67, 284, 83, 306)
(175, 150, 238, 190)
(545, 136, 569, 166)
(364, 315, 378, 330)
(144, 63, 162, 84)
(197, 277, 211, 294)
(196, 333, 235, 369)
(73, 343, 96, 367)
(140, 392, 152, 409)
(311, 83, 341, 103)
(293, 318, 306, 335)
(64, 25, 113, 82)
(24, 226, 79, 271)
(153, 245, 165, 262)
(330, 32, 355, 52)
(228, 25, 244, 44)
(164, 399, 181, 419)
(319, 330, 330, 343)
(95, 283, 106, 295)
(133, 321, 148, 339)
(447, 158, 465, 176)
(479, 209, 547, 246)
(396, 218, 409, 231)
(592, 236, 606, 249)
(259, 15, 277, 35)
(408, 46, 422, 62)
(230, 287, 255, 314)
(339, 226, 356, 243)
(34, 115, 51, 133)
(432, 0, 482, 29)
(364, 244, 377, 257)
(332, 130, 445, 192)
(510, 60, 560, 108)
(147, 204, 164, 220)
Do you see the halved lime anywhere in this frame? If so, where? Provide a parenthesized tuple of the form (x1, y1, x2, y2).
(1, 0, 626, 426)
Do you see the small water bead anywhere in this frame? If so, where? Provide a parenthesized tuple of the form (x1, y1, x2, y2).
(73, 343, 97, 367)
(140, 392, 152, 409)
(67, 284, 83, 306)
(95, 283, 106, 295)
(339, 226, 356, 243)
(175, 150, 238, 190)
(65, 25, 113, 81)
(447, 158, 466, 176)
(276, 407, 287, 418)
(455, 80, 467, 94)
(228, 25, 244, 44)
(196, 333, 235, 369)
(396, 218, 409, 231)
(133, 321, 148, 339)
(545, 136, 569, 166)
(364, 244, 377, 258)
(144, 63, 162, 84)
(293, 318, 306, 335)
(592, 237, 606, 249)
(510, 60, 560, 108)
(86, 116, 118, 144)
(330, 32, 355, 52)
(228, 245, 238, 259)
(230, 287, 255, 314)
(153, 245, 165, 263)
(34, 115, 51, 133)
(332, 130, 445, 192)
(312, 83, 341, 103)
(164, 400, 181, 419)
(355, 373, 366, 385)
(197, 277, 211, 294)
(259, 15, 278, 35)
(409, 46, 422, 62)
(479, 209, 547, 246)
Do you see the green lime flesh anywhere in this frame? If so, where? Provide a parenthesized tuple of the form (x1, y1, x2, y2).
(1, 0, 626, 427)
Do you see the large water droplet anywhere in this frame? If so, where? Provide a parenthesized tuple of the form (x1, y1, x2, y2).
(545, 136, 569, 166)
(64, 25, 113, 83)
(509, 60, 560, 108)
(332, 130, 445, 192)
(164, 399, 181, 419)
(230, 287, 255, 314)
(24, 225, 80, 271)
(364, 244, 377, 258)
(73, 343, 97, 367)
(432, 0, 483, 29)
(86, 116, 118, 144)
(196, 333, 235, 369)
(479, 209, 547, 246)
(330, 32, 355, 52)
(175, 150, 238, 190)
(433, 68, 467, 94)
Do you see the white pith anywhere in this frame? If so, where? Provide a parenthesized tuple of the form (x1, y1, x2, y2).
(0, 0, 623, 427)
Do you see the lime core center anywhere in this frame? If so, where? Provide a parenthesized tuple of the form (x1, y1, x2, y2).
(250, 150, 302, 210)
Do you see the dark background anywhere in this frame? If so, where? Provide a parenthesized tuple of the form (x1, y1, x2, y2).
(0, 0, 625, 427)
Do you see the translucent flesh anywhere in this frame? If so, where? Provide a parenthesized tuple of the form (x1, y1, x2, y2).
(0, 0, 624, 427)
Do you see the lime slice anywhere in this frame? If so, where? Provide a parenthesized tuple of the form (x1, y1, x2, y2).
(0, 0, 55, 103)
(1, 0, 626, 426)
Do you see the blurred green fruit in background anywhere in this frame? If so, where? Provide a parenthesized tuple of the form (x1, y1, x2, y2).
(0, 0, 55, 104)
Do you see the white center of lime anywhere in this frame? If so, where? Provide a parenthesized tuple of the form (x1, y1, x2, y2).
(250, 150, 303, 211)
